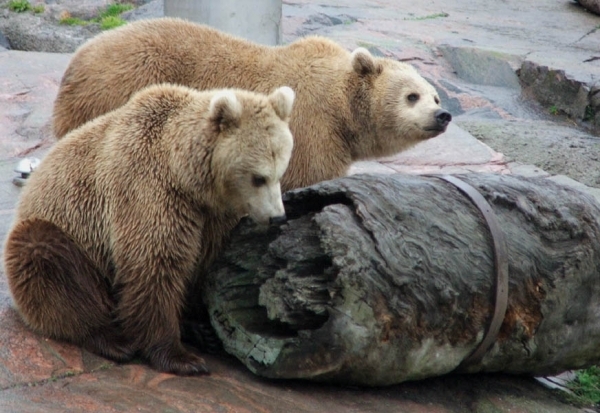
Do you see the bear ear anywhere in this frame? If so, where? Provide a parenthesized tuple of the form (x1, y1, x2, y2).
(269, 86, 295, 120)
(209, 90, 243, 131)
(351, 47, 380, 76)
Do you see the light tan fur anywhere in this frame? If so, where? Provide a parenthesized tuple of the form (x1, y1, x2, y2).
(4, 83, 295, 375)
(53, 18, 451, 192)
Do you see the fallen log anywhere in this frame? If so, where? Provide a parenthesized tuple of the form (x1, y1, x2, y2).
(203, 173, 600, 386)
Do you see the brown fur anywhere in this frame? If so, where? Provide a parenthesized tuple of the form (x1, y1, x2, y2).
(4, 84, 294, 375)
(53, 18, 451, 192)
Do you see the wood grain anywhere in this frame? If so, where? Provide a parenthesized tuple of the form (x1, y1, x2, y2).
(203, 173, 600, 386)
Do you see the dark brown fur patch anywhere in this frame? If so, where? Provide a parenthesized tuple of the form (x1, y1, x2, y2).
(4, 218, 135, 362)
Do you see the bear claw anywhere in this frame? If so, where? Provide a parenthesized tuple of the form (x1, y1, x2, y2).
(147, 346, 210, 376)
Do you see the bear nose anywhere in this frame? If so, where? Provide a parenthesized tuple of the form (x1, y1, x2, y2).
(269, 214, 287, 226)
(435, 109, 452, 127)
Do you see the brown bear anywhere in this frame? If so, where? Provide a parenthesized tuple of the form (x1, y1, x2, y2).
(52, 18, 451, 192)
(4, 83, 295, 375)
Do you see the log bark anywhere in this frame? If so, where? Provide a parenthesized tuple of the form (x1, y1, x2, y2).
(203, 173, 600, 386)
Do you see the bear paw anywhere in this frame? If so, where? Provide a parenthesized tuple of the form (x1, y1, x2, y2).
(83, 332, 136, 363)
(146, 344, 210, 376)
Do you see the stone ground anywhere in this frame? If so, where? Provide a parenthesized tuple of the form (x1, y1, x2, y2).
(0, 0, 600, 412)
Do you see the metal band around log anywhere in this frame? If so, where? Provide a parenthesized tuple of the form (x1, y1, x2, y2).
(434, 175, 509, 367)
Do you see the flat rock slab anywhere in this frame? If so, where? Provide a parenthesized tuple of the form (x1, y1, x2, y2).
(0, 50, 70, 159)
(0, 365, 585, 413)
(350, 123, 508, 176)
(378, 123, 508, 175)
(457, 119, 600, 188)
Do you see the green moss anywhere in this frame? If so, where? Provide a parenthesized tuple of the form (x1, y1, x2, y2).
(59, 16, 89, 26)
(404, 12, 449, 21)
(31, 3, 44, 13)
(50, 370, 78, 381)
(91, 362, 115, 372)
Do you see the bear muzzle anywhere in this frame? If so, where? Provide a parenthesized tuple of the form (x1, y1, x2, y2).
(269, 214, 287, 226)
(423, 109, 452, 135)
(434, 109, 452, 130)
(239, 214, 287, 231)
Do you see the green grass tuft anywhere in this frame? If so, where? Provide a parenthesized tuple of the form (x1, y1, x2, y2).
(57, 3, 132, 29)
(99, 15, 127, 30)
(100, 3, 134, 18)
(567, 366, 600, 408)
(8, 0, 31, 13)
(584, 105, 596, 122)
(7, 0, 44, 14)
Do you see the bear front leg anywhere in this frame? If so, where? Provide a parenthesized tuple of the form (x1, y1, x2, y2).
(181, 281, 224, 355)
(4, 218, 135, 362)
(115, 266, 209, 375)
(112, 224, 209, 375)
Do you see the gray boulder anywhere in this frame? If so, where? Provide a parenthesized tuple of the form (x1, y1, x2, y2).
(122, 0, 164, 21)
(0, 0, 163, 53)
(0, 29, 9, 49)
(577, 0, 600, 15)
(0, 11, 100, 53)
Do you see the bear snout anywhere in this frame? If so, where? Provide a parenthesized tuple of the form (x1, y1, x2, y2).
(269, 214, 287, 226)
(435, 109, 452, 129)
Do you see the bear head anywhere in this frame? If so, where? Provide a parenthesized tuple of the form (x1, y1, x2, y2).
(350, 48, 452, 159)
(209, 87, 295, 226)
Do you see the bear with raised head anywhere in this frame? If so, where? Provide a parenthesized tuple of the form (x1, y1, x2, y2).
(53, 18, 451, 192)
(4, 83, 295, 375)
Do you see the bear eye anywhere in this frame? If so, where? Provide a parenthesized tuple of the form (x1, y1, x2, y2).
(252, 175, 267, 187)
(434, 96, 440, 104)
(407, 93, 420, 102)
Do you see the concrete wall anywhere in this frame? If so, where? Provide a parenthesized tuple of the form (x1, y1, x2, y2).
(164, 0, 282, 45)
